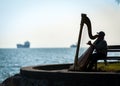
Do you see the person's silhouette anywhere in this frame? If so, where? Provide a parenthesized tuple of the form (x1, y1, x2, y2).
(87, 31, 107, 70)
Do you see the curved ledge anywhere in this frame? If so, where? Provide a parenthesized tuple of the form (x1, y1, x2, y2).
(20, 63, 120, 80)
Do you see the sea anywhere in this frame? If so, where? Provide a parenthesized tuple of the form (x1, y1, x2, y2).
(0, 48, 119, 83)
(0, 48, 87, 83)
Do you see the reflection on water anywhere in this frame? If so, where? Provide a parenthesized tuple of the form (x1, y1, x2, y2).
(0, 48, 76, 82)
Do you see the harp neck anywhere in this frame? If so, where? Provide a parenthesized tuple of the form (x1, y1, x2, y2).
(81, 14, 97, 40)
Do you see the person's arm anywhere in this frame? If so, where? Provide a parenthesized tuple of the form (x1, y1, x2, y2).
(87, 41, 98, 50)
(87, 41, 95, 47)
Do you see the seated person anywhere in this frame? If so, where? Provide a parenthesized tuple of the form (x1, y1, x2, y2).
(87, 31, 108, 70)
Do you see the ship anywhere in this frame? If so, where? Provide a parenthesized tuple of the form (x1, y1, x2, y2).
(17, 41, 30, 48)
(70, 44, 77, 48)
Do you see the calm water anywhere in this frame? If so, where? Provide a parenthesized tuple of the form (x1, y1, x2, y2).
(0, 48, 83, 83)
(0, 48, 119, 83)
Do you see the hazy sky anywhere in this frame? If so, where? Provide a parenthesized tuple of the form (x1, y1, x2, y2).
(0, 0, 120, 48)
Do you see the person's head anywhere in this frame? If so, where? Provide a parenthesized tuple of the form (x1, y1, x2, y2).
(97, 31, 105, 39)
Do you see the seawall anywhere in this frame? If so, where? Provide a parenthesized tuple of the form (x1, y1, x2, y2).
(1, 64, 120, 86)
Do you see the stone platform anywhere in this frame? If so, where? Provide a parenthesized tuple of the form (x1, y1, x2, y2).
(1, 63, 120, 86)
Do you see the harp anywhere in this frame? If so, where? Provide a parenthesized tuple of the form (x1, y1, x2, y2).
(69, 14, 98, 71)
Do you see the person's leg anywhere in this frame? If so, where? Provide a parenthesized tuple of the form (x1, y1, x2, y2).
(87, 53, 98, 71)
(87, 53, 106, 71)
(97, 54, 107, 65)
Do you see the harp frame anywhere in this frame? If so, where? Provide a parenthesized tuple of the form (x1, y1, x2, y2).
(70, 14, 98, 71)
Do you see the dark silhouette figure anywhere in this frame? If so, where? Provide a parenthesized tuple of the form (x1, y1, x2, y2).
(87, 31, 107, 71)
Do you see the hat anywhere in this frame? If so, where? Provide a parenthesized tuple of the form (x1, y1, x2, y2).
(97, 31, 105, 36)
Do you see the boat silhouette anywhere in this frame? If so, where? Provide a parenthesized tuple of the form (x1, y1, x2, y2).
(17, 41, 30, 48)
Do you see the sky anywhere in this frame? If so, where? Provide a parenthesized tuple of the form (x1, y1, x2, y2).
(0, 0, 120, 48)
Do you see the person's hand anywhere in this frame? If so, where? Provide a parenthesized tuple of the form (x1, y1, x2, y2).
(87, 41, 92, 45)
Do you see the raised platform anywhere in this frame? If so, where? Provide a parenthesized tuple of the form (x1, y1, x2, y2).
(20, 63, 120, 86)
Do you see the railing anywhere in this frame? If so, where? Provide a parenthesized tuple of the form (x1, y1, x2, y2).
(107, 45, 120, 59)
(95, 45, 120, 70)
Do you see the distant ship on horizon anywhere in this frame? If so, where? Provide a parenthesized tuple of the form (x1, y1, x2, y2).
(70, 44, 77, 48)
(17, 41, 30, 48)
